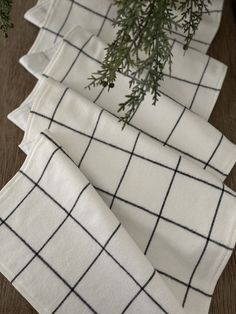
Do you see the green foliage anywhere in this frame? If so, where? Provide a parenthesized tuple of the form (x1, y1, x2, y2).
(178, 0, 210, 50)
(88, 0, 211, 126)
(0, 0, 13, 38)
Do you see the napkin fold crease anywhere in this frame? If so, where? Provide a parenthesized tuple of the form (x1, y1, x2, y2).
(13, 76, 236, 314)
(0, 134, 186, 314)
(25, 0, 224, 54)
(1, 1, 235, 314)
(20, 0, 227, 121)
(10, 26, 235, 181)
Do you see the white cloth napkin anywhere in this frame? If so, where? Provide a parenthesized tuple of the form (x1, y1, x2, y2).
(11, 27, 235, 181)
(20, 9, 227, 121)
(0, 133, 186, 314)
(25, 0, 224, 53)
(25, 0, 51, 28)
(17, 77, 236, 314)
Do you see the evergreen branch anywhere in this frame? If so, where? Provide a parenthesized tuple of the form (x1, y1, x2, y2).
(0, 0, 13, 38)
(178, 0, 211, 50)
(88, 0, 211, 126)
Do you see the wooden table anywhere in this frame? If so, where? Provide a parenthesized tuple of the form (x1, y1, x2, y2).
(0, 0, 235, 313)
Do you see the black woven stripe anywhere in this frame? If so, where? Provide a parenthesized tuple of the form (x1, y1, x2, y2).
(164, 108, 186, 146)
(42, 26, 64, 38)
(182, 185, 225, 306)
(17, 170, 169, 312)
(49, 88, 69, 129)
(97, 3, 113, 37)
(63, 38, 220, 91)
(39, 132, 234, 251)
(144, 157, 181, 254)
(73, 0, 113, 22)
(189, 57, 210, 110)
(204, 134, 224, 170)
(155, 269, 212, 298)
(78, 109, 104, 168)
(30, 111, 235, 198)
(52, 223, 122, 313)
(0, 146, 61, 227)
(95, 186, 233, 251)
(54, 0, 75, 43)
(122, 270, 156, 313)
(110, 132, 140, 209)
(11, 183, 91, 283)
(60, 35, 94, 83)
(42, 76, 228, 177)
(0, 216, 97, 313)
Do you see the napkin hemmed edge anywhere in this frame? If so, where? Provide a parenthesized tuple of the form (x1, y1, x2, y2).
(222, 146, 236, 179)
(0, 136, 49, 313)
(203, 62, 228, 121)
(24, 0, 50, 28)
(0, 135, 44, 204)
(0, 261, 46, 314)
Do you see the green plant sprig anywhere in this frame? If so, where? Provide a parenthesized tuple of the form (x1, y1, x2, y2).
(0, 0, 13, 38)
(178, 0, 211, 50)
(88, 0, 211, 126)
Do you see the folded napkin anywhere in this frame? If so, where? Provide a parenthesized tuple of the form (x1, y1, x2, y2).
(25, 0, 51, 28)
(18, 78, 236, 314)
(25, 0, 224, 53)
(20, 11, 227, 121)
(0, 133, 185, 314)
(13, 27, 236, 180)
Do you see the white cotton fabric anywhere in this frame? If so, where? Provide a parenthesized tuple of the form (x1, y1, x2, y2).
(25, 0, 224, 53)
(17, 77, 236, 314)
(11, 27, 236, 181)
(25, 0, 51, 28)
(20, 2, 227, 121)
(0, 133, 185, 314)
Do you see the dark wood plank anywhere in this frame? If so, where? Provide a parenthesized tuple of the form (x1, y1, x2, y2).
(209, 0, 236, 312)
(0, 0, 235, 313)
(0, 0, 38, 313)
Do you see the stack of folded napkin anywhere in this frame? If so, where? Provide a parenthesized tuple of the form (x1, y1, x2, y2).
(1, 1, 236, 314)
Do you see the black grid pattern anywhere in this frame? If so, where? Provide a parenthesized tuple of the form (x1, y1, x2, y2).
(15, 75, 230, 180)
(37, 33, 232, 181)
(49, 26, 222, 94)
(61, 34, 220, 96)
(26, 0, 226, 123)
(144, 156, 182, 255)
(182, 184, 225, 306)
(48, 87, 69, 129)
(53, 0, 75, 43)
(23, 85, 236, 310)
(29, 109, 235, 199)
(37, 128, 235, 310)
(50, 75, 233, 180)
(0, 138, 179, 314)
(34, 0, 223, 53)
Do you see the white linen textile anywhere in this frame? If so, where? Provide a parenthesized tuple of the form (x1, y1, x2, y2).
(1, 2, 235, 314)
(25, 0, 224, 53)
(0, 133, 185, 314)
(17, 77, 236, 314)
(11, 27, 235, 181)
(20, 2, 227, 121)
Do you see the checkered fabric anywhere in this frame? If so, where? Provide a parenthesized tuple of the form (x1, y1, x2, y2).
(10, 71, 236, 182)
(20, 4, 227, 121)
(25, 0, 224, 53)
(0, 134, 185, 314)
(18, 77, 236, 314)
(12, 27, 236, 180)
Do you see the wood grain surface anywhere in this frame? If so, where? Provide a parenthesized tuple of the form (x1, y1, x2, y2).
(0, 0, 235, 313)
